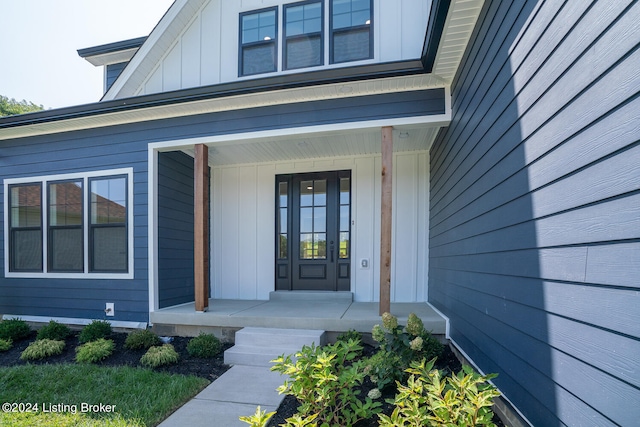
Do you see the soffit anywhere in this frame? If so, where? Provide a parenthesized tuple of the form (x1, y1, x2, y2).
(432, 0, 485, 82)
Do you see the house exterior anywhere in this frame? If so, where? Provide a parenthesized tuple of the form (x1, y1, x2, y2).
(0, 0, 638, 425)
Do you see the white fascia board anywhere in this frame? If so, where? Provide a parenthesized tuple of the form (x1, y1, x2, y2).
(83, 48, 140, 67)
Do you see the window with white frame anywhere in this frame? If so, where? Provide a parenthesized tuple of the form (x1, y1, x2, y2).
(239, 0, 373, 76)
(5, 169, 133, 278)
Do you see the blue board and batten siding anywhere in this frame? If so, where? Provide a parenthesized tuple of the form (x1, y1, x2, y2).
(429, 1, 640, 426)
(0, 88, 444, 323)
(157, 151, 195, 309)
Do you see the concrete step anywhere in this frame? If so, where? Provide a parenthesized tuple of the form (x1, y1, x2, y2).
(269, 291, 353, 303)
(224, 327, 326, 367)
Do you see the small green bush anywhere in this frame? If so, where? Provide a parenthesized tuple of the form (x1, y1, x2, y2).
(37, 320, 72, 341)
(78, 320, 112, 343)
(378, 358, 501, 427)
(187, 332, 222, 358)
(239, 406, 277, 427)
(271, 339, 382, 426)
(0, 338, 13, 352)
(336, 329, 362, 345)
(366, 312, 444, 390)
(0, 318, 31, 341)
(76, 338, 115, 363)
(140, 344, 179, 368)
(125, 329, 162, 350)
(20, 339, 65, 361)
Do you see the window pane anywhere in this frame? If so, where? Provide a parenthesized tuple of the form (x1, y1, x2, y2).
(333, 27, 370, 62)
(11, 184, 41, 227)
(333, 0, 351, 15)
(333, 13, 351, 29)
(279, 234, 288, 259)
(242, 43, 276, 75)
(300, 207, 313, 232)
(49, 181, 82, 226)
(314, 206, 326, 233)
(287, 35, 322, 69)
(339, 231, 350, 258)
(315, 233, 327, 258)
(300, 181, 313, 206)
(91, 177, 126, 225)
(313, 179, 326, 205)
(92, 226, 127, 271)
(300, 233, 313, 259)
(280, 207, 288, 233)
(50, 228, 83, 271)
(12, 229, 42, 271)
(340, 177, 350, 204)
(340, 205, 349, 231)
(279, 182, 288, 207)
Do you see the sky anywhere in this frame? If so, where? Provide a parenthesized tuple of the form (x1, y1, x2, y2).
(0, 0, 174, 110)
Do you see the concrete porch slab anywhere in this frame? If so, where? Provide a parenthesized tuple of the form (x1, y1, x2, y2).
(150, 299, 447, 337)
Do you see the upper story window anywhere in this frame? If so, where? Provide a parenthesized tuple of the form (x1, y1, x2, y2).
(330, 0, 372, 63)
(284, 1, 324, 70)
(5, 168, 133, 279)
(240, 8, 278, 76)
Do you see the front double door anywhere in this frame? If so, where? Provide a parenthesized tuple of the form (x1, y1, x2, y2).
(275, 170, 351, 291)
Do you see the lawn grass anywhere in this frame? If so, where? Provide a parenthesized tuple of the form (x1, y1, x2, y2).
(0, 364, 210, 426)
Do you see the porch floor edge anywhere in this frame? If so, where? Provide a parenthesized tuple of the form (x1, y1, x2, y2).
(150, 299, 446, 335)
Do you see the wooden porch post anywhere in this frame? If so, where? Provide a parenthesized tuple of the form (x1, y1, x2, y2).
(380, 126, 393, 315)
(194, 144, 209, 312)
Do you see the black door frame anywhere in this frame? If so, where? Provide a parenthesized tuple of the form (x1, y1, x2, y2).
(275, 170, 351, 291)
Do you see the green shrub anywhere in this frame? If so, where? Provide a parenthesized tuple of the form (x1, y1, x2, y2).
(125, 329, 162, 350)
(0, 318, 31, 341)
(187, 332, 222, 358)
(75, 338, 115, 363)
(140, 344, 179, 368)
(366, 312, 444, 390)
(336, 329, 362, 345)
(0, 339, 13, 352)
(379, 358, 500, 427)
(78, 320, 112, 343)
(20, 339, 65, 361)
(271, 339, 381, 426)
(36, 320, 72, 341)
(239, 406, 277, 427)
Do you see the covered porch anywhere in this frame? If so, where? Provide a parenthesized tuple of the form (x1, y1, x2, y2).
(150, 292, 447, 339)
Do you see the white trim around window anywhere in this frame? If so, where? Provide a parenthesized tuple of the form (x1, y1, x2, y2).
(3, 168, 134, 279)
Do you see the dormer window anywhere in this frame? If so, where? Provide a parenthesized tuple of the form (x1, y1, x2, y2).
(330, 0, 372, 63)
(240, 8, 278, 76)
(284, 1, 324, 70)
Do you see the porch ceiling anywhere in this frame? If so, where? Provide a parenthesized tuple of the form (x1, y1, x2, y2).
(182, 125, 441, 167)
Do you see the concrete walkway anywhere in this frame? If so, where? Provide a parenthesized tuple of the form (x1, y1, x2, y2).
(158, 364, 286, 427)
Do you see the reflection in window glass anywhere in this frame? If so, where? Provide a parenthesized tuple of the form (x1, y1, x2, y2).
(48, 181, 83, 272)
(90, 176, 127, 272)
(278, 181, 288, 259)
(331, 0, 372, 63)
(339, 177, 350, 258)
(285, 1, 323, 69)
(299, 179, 327, 259)
(9, 183, 42, 272)
(240, 8, 278, 76)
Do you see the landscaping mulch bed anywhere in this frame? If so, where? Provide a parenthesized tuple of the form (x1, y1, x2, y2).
(0, 330, 232, 382)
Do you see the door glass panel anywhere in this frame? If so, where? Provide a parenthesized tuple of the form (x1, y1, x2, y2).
(299, 179, 327, 259)
(339, 177, 350, 259)
(300, 207, 313, 233)
(278, 182, 288, 259)
(279, 182, 288, 207)
(340, 231, 350, 258)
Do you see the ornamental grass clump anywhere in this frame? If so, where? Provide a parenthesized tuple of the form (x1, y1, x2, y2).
(20, 339, 65, 361)
(141, 344, 179, 368)
(187, 332, 222, 358)
(0, 318, 31, 341)
(0, 339, 12, 352)
(271, 339, 382, 426)
(78, 320, 112, 343)
(125, 329, 162, 350)
(36, 320, 72, 341)
(378, 358, 501, 427)
(75, 338, 115, 363)
(366, 312, 444, 390)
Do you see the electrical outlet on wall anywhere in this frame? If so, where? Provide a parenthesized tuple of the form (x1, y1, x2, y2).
(105, 302, 115, 317)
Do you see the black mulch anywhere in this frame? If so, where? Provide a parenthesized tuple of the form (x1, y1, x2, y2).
(0, 331, 231, 382)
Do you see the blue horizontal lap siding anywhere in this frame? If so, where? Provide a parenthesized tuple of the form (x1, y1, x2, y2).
(429, 1, 640, 426)
(157, 151, 195, 309)
(0, 88, 445, 323)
